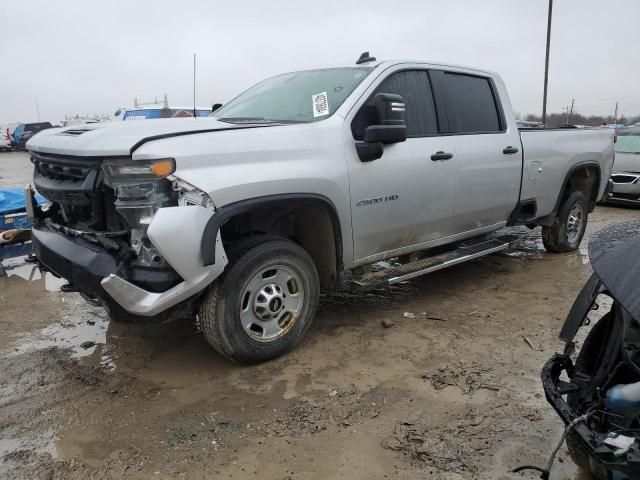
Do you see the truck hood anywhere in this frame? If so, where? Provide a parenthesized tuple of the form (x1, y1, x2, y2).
(26, 118, 264, 157)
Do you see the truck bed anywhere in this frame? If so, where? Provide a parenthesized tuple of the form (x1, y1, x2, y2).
(519, 127, 615, 218)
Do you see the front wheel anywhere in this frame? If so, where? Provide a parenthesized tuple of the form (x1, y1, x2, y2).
(198, 237, 320, 363)
(542, 190, 588, 253)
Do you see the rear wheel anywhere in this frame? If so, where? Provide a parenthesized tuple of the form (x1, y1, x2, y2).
(542, 190, 588, 253)
(198, 237, 320, 363)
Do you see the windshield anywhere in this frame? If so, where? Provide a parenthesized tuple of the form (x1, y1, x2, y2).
(213, 67, 372, 124)
(615, 131, 640, 154)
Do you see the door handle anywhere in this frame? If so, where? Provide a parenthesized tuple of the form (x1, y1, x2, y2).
(431, 151, 453, 161)
(503, 146, 519, 155)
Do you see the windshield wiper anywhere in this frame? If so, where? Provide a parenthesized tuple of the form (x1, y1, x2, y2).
(217, 117, 308, 125)
(218, 117, 279, 124)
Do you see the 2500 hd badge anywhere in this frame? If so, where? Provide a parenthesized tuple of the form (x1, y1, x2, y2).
(356, 195, 399, 207)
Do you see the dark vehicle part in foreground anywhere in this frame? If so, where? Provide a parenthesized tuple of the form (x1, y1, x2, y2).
(541, 220, 640, 479)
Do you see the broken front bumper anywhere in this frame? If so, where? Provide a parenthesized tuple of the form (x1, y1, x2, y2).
(542, 354, 640, 477)
(32, 205, 227, 319)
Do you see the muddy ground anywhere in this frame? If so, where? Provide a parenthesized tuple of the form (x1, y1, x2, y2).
(1, 151, 638, 479)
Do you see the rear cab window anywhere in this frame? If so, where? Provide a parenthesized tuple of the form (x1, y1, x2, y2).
(441, 72, 504, 134)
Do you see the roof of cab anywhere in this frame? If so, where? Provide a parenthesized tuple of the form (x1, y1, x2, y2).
(288, 58, 498, 78)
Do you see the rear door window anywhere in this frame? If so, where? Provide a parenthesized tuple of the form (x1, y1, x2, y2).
(352, 70, 438, 140)
(443, 73, 502, 134)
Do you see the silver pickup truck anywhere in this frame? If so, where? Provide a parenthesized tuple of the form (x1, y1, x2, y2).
(26, 54, 614, 362)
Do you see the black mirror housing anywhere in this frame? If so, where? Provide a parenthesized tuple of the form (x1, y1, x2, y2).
(363, 93, 407, 144)
(356, 141, 383, 162)
(211, 103, 223, 113)
(364, 125, 407, 143)
(375, 93, 406, 127)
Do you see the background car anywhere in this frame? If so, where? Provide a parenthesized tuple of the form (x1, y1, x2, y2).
(1, 130, 11, 151)
(0, 122, 19, 151)
(608, 127, 640, 204)
(11, 122, 55, 150)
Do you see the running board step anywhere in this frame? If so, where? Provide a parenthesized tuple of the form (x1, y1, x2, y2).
(352, 234, 521, 290)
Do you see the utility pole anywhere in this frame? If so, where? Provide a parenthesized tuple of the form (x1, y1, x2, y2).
(568, 98, 575, 124)
(614, 101, 619, 124)
(193, 53, 197, 118)
(35, 97, 41, 122)
(542, 0, 553, 125)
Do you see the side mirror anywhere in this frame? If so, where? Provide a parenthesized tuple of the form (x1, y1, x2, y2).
(363, 93, 407, 144)
(211, 103, 223, 113)
(356, 93, 407, 162)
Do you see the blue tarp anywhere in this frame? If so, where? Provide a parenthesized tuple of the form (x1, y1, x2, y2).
(0, 188, 45, 215)
(1, 188, 45, 231)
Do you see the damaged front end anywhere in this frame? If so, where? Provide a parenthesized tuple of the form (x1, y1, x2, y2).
(542, 221, 640, 479)
(28, 151, 227, 322)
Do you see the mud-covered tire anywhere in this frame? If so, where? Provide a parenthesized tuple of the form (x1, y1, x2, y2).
(542, 190, 588, 253)
(198, 236, 320, 363)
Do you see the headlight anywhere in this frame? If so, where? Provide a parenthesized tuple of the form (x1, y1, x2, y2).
(102, 158, 175, 186)
(102, 158, 177, 231)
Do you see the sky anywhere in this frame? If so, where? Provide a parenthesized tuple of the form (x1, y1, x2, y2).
(1, 0, 639, 123)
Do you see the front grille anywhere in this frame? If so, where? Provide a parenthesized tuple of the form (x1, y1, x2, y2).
(612, 192, 640, 201)
(31, 151, 102, 182)
(31, 151, 125, 232)
(36, 161, 93, 180)
(611, 174, 640, 184)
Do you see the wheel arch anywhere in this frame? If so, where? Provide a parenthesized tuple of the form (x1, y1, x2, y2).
(201, 194, 344, 290)
(538, 161, 601, 226)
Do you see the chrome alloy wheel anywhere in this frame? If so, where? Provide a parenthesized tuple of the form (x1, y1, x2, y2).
(239, 265, 305, 342)
(566, 202, 585, 244)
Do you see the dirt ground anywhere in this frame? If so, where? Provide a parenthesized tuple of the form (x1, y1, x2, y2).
(1, 151, 638, 479)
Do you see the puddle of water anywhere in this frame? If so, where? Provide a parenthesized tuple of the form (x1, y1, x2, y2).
(1, 255, 112, 361)
(9, 315, 109, 359)
(2, 255, 66, 291)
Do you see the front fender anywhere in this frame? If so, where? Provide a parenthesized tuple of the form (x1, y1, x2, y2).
(101, 205, 228, 316)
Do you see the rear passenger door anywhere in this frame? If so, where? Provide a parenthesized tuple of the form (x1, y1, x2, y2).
(433, 71, 522, 232)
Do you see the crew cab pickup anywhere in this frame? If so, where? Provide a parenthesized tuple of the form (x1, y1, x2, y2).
(26, 54, 615, 362)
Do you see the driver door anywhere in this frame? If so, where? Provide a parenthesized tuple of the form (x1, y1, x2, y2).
(345, 68, 457, 262)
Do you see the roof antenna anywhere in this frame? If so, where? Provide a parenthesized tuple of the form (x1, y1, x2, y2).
(193, 53, 197, 118)
(356, 51, 376, 64)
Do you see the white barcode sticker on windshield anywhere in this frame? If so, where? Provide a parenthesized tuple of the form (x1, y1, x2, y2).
(312, 92, 329, 117)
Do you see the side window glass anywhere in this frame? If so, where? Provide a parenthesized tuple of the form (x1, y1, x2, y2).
(352, 70, 438, 140)
(443, 73, 502, 133)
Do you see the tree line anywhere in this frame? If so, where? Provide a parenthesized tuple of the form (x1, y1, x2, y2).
(522, 112, 640, 128)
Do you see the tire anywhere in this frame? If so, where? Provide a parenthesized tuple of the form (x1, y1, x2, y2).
(542, 190, 588, 253)
(198, 236, 320, 363)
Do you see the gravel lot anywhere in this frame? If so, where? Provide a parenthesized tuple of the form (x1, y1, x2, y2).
(1, 151, 638, 479)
